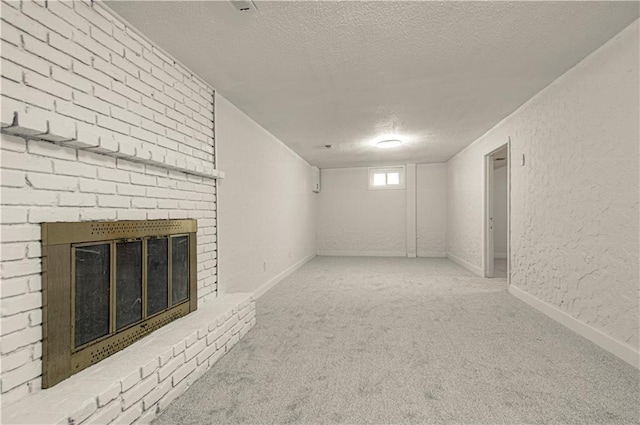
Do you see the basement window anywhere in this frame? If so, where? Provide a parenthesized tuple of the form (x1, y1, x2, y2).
(368, 166, 406, 190)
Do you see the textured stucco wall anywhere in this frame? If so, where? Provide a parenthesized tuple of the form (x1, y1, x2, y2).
(416, 164, 447, 257)
(216, 94, 317, 294)
(317, 167, 407, 256)
(493, 165, 508, 258)
(447, 20, 639, 351)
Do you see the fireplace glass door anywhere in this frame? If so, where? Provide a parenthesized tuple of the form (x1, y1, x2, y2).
(71, 236, 191, 349)
(42, 219, 198, 388)
(74, 243, 110, 347)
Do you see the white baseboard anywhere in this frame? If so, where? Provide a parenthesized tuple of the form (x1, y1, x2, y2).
(494, 251, 507, 259)
(317, 251, 407, 257)
(417, 251, 447, 258)
(509, 285, 639, 369)
(446, 252, 483, 276)
(253, 253, 317, 299)
(407, 252, 417, 258)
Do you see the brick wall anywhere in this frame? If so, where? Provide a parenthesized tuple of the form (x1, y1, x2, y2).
(0, 0, 219, 406)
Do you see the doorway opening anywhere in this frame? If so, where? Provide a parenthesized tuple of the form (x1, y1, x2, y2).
(484, 141, 510, 281)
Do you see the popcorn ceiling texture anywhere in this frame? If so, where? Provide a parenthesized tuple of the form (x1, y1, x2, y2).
(447, 20, 639, 352)
(104, 1, 639, 169)
(0, 0, 218, 407)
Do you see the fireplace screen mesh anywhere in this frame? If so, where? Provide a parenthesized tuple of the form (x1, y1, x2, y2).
(115, 240, 143, 331)
(41, 220, 197, 388)
(171, 236, 189, 305)
(147, 238, 169, 316)
(74, 243, 110, 347)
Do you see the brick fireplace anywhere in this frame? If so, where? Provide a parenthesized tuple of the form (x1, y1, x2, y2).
(40, 219, 199, 388)
(0, 1, 256, 423)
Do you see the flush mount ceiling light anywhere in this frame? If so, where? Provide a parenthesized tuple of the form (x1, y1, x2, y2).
(376, 139, 402, 149)
(230, 0, 257, 12)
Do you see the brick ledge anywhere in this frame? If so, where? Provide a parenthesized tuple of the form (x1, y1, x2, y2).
(0, 110, 224, 180)
(1, 293, 255, 425)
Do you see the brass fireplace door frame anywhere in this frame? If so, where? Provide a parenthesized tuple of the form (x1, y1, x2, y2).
(41, 219, 198, 388)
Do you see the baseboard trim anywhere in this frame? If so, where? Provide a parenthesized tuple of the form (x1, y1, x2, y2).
(407, 253, 417, 258)
(508, 285, 639, 369)
(417, 251, 447, 258)
(253, 253, 317, 299)
(446, 252, 483, 276)
(317, 251, 407, 257)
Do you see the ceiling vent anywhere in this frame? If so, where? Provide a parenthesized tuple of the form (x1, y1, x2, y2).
(230, 0, 258, 12)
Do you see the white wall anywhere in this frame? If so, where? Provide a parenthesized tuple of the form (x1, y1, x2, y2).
(317, 165, 447, 257)
(317, 167, 406, 256)
(216, 94, 316, 295)
(446, 20, 639, 362)
(493, 165, 508, 258)
(416, 163, 447, 257)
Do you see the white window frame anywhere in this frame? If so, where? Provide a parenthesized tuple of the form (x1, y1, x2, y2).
(367, 165, 406, 190)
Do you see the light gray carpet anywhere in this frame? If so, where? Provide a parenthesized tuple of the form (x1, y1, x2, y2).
(154, 257, 640, 424)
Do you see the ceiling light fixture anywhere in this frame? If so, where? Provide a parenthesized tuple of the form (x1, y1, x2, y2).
(230, 0, 257, 12)
(376, 139, 402, 149)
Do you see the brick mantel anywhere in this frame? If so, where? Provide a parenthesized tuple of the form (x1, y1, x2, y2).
(1, 117, 225, 179)
(0, 0, 224, 411)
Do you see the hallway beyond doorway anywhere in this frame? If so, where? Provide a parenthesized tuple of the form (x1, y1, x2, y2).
(494, 258, 508, 278)
(155, 257, 639, 424)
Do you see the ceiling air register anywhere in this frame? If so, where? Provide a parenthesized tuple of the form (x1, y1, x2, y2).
(41, 219, 198, 388)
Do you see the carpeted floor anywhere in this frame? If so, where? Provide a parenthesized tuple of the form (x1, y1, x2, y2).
(154, 257, 640, 424)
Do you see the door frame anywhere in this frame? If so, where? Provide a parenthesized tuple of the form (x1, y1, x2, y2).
(483, 138, 510, 285)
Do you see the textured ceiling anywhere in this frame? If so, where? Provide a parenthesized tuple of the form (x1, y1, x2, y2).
(105, 1, 639, 168)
